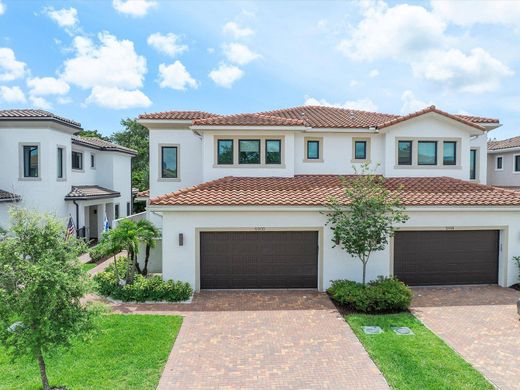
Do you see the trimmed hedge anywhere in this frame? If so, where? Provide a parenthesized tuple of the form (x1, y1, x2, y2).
(94, 262, 192, 302)
(328, 277, 412, 313)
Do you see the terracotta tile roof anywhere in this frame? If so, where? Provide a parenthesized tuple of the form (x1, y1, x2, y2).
(0, 189, 21, 202)
(488, 136, 520, 151)
(65, 186, 120, 201)
(193, 113, 305, 126)
(150, 175, 520, 207)
(456, 114, 499, 124)
(139, 110, 217, 120)
(71, 135, 137, 156)
(0, 109, 82, 129)
(136, 189, 149, 198)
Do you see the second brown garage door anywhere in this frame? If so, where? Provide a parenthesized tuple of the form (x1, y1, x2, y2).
(394, 230, 499, 286)
(200, 231, 318, 289)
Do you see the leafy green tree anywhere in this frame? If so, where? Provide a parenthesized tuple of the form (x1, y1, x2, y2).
(136, 219, 161, 276)
(326, 165, 409, 285)
(77, 129, 110, 141)
(0, 209, 98, 390)
(111, 118, 149, 191)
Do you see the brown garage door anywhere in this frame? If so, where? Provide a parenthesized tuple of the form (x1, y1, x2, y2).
(200, 231, 318, 289)
(394, 230, 499, 286)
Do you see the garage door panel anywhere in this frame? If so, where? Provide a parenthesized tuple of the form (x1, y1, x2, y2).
(394, 230, 498, 286)
(200, 231, 318, 289)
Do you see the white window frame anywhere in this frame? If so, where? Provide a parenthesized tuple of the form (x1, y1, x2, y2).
(213, 136, 285, 168)
(395, 137, 462, 169)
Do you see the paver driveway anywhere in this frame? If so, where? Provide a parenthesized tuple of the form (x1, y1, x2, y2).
(112, 291, 388, 390)
(412, 285, 520, 390)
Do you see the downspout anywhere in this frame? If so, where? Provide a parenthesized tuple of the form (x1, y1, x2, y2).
(73, 200, 79, 238)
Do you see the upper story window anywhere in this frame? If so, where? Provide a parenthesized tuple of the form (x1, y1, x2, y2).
(515, 155, 520, 173)
(304, 138, 322, 162)
(495, 156, 503, 170)
(398, 141, 412, 165)
(442, 141, 456, 166)
(217, 139, 233, 165)
(90, 154, 96, 169)
(72, 151, 83, 170)
(57, 147, 64, 179)
(161, 145, 178, 179)
(239, 140, 261, 164)
(266, 140, 281, 164)
(470, 149, 477, 180)
(23, 145, 39, 178)
(418, 141, 437, 165)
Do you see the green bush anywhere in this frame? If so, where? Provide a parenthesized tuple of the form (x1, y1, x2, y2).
(94, 262, 192, 302)
(89, 240, 118, 262)
(328, 277, 412, 313)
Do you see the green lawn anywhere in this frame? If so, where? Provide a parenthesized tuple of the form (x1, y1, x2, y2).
(82, 262, 97, 272)
(347, 313, 493, 390)
(0, 314, 182, 390)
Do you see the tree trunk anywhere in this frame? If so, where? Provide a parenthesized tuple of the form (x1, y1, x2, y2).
(37, 349, 50, 390)
(126, 248, 134, 284)
(143, 244, 150, 276)
(134, 250, 142, 275)
(113, 253, 119, 283)
(362, 260, 367, 286)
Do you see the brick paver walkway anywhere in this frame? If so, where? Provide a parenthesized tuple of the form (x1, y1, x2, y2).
(412, 285, 520, 390)
(111, 291, 388, 390)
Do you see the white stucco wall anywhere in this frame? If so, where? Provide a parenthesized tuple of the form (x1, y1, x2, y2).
(159, 207, 520, 291)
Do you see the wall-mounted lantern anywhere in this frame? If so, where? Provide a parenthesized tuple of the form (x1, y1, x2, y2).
(178, 233, 184, 246)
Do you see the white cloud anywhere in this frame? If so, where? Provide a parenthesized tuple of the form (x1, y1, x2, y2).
(158, 60, 198, 90)
(57, 96, 73, 105)
(27, 77, 70, 96)
(349, 80, 359, 87)
(222, 21, 254, 38)
(209, 63, 243, 88)
(44, 7, 78, 28)
(400, 90, 433, 114)
(432, 0, 520, 27)
(304, 96, 378, 112)
(412, 48, 514, 93)
(0, 1, 5, 15)
(369, 69, 380, 78)
(30, 96, 53, 110)
(62, 32, 147, 90)
(0, 48, 26, 81)
(147, 32, 187, 57)
(223, 43, 260, 65)
(0, 86, 26, 103)
(86, 86, 151, 109)
(112, 0, 157, 17)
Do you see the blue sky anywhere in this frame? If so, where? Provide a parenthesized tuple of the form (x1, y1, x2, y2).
(0, 0, 519, 139)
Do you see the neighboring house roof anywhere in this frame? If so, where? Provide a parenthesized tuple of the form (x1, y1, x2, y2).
(149, 175, 520, 207)
(71, 135, 137, 156)
(136, 189, 149, 198)
(65, 186, 121, 200)
(140, 105, 498, 129)
(139, 110, 216, 120)
(0, 189, 21, 202)
(488, 136, 520, 151)
(0, 109, 82, 129)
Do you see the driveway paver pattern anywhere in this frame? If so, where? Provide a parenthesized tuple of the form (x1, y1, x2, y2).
(412, 285, 520, 390)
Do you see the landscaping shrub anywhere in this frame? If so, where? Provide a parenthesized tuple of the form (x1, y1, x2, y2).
(89, 240, 118, 262)
(328, 277, 412, 313)
(94, 262, 192, 302)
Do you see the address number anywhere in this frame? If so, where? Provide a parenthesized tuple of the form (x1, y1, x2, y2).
(254, 227, 266, 231)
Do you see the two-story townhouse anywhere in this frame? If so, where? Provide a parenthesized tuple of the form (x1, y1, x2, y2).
(487, 136, 520, 189)
(0, 109, 136, 242)
(137, 105, 520, 291)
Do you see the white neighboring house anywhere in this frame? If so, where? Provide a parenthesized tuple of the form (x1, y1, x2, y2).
(0, 109, 137, 241)
(136, 105, 520, 291)
(487, 136, 520, 189)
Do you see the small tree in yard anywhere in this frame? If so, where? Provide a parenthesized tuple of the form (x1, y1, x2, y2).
(136, 219, 160, 276)
(326, 165, 409, 285)
(110, 219, 140, 284)
(0, 209, 98, 390)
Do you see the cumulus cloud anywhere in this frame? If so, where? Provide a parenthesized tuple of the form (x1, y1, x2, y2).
(0, 86, 26, 103)
(209, 63, 243, 88)
(223, 43, 260, 65)
(27, 77, 70, 96)
(400, 90, 433, 114)
(147, 32, 187, 57)
(44, 7, 78, 29)
(304, 96, 378, 112)
(158, 60, 198, 90)
(0, 48, 26, 81)
(222, 21, 254, 38)
(30, 96, 53, 110)
(0, 1, 5, 15)
(86, 86, 151, 109)
(112, 0, 157, 17)
(369, 69, 379, 78)
(432, 0, 520, 27)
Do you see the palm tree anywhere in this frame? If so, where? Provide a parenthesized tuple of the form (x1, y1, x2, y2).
(111, 219, 140, 284)
(136, 219, 160, 276)
(104, 229, 124, 283)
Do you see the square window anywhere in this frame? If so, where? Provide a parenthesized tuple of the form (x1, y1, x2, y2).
(443, 141, 456, 166)
(217, 139, 233, 165)
(23, 145, 39, 177)
(161, 146, 178, 178)
(398, 141, 412, 165)
(307, 140, 320, 160)
(496, 156, 503, 170)
(72, 151, 83, 170)
(239, 140, 260, 164)
(354, 141, 367, 160)
(418, 141, 437, 165)
(266, 140, 281, 164)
